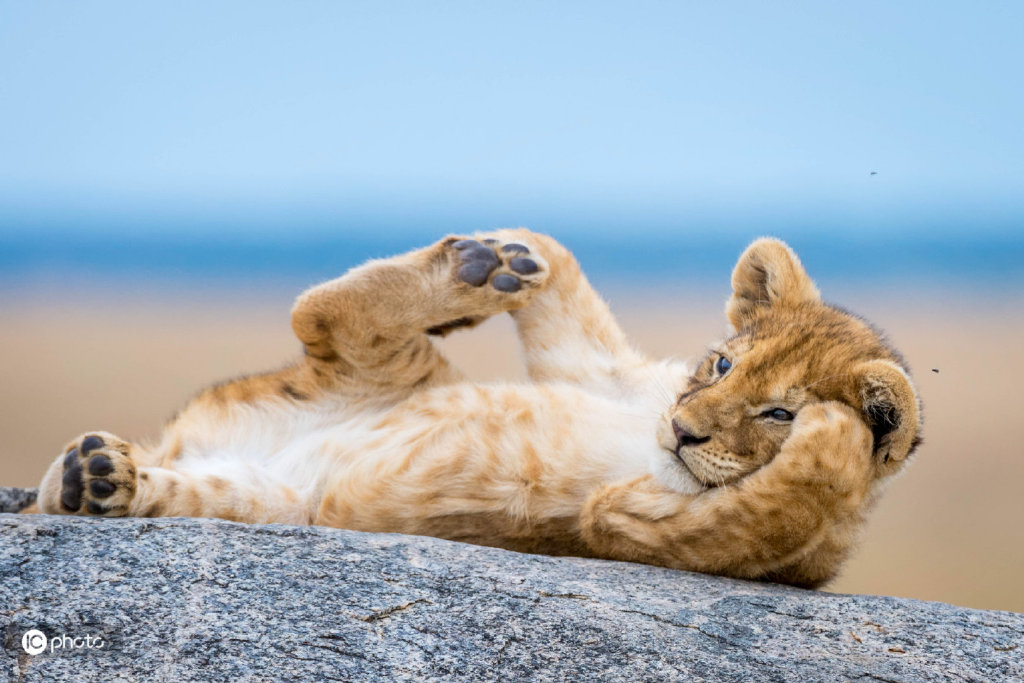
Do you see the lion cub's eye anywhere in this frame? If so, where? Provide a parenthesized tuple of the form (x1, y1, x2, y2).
(714, 356, 732, 375)
(763, 408, 795, 421)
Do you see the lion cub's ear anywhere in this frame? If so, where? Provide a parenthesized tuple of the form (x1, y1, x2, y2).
(726, 238, 821, 329)
(852, 359, 922, 464)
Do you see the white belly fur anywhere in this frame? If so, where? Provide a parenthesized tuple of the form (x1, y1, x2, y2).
(171, 378, 702, 516)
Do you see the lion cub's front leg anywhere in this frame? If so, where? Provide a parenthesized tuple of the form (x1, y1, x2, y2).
(436, 235, 552, 326)
(487, 229, 653, 393)
(580, 402, 874, 586)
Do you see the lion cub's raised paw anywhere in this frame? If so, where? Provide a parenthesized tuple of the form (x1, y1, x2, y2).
(778, 402, 874, 490)
(53, 432, 136, 516)
(425, 233, 550, 335)
(448, 234, 548, 293)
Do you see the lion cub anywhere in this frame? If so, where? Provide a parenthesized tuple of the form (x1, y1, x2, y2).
(38, 230, 921, 587)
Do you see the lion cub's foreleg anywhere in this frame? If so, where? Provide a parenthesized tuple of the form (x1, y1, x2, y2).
(580, 402, 875, 587)
(38, 432, 310, 524)
(484, 229, 651, 392)
(291, 233, 549, 397)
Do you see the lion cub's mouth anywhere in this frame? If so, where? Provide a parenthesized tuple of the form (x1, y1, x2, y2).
(670, 447, 717, 488)
(659, 444, 716, 491)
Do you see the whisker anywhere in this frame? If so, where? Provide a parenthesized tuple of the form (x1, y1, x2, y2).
(609, 405, 661, 420)
(649, 372, 679, 406)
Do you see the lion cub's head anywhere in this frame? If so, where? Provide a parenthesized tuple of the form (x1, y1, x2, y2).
(660, 238, 922, 488)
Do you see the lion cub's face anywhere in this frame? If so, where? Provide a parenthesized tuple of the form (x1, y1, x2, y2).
(659, 239, 922, 488)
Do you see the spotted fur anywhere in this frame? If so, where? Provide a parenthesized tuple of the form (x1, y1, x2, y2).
(36, 232, 921, 587)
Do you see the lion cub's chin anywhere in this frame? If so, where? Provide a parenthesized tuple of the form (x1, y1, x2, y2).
(649, 452, 707, 495)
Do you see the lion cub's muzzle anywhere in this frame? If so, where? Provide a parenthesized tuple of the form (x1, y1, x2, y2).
(671, 419, 711, 450)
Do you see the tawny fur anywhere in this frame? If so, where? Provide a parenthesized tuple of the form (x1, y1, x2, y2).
(36, 230, 922, 588)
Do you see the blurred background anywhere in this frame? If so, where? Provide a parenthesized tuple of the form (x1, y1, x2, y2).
(1, 2, 1021, 612)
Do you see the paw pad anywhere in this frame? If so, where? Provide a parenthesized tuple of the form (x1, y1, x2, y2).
(80, 434, 105, 455)
(491, 274, 521, 292)
(58, 433, 135, 516)
(61, 455, 84, 511)
(87, 454, 113, 476)
(89, 479, 116, 498)
(509, 257, 538, 274)
(451, 237, 545, 293)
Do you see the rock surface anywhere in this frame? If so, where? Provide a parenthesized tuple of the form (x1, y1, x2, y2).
(1, 486, 1021, 682)
(0, 487, 36, 514)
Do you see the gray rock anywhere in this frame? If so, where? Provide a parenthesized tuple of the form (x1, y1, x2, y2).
(0, 486, 35, 514)
(1, 486, 1020, 682)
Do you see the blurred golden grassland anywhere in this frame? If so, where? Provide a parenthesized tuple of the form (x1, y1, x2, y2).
(1, 286, 1021, 613)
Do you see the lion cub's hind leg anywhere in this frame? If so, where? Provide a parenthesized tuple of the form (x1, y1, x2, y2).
(291, 233, 548, 394)
(38, 431, 310, 524)
(39, 432, 137, 517)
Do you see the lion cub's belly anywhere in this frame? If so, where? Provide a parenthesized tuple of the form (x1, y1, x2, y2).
(174, 381, 694, 529)
(174, 382, 696, 528)
(309, 382, 686, 539)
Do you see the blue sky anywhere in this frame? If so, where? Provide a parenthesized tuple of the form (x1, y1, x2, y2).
(0, 1, 1022, 247)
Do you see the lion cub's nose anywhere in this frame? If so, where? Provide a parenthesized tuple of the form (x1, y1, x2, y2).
(672, 419, 711, 447)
